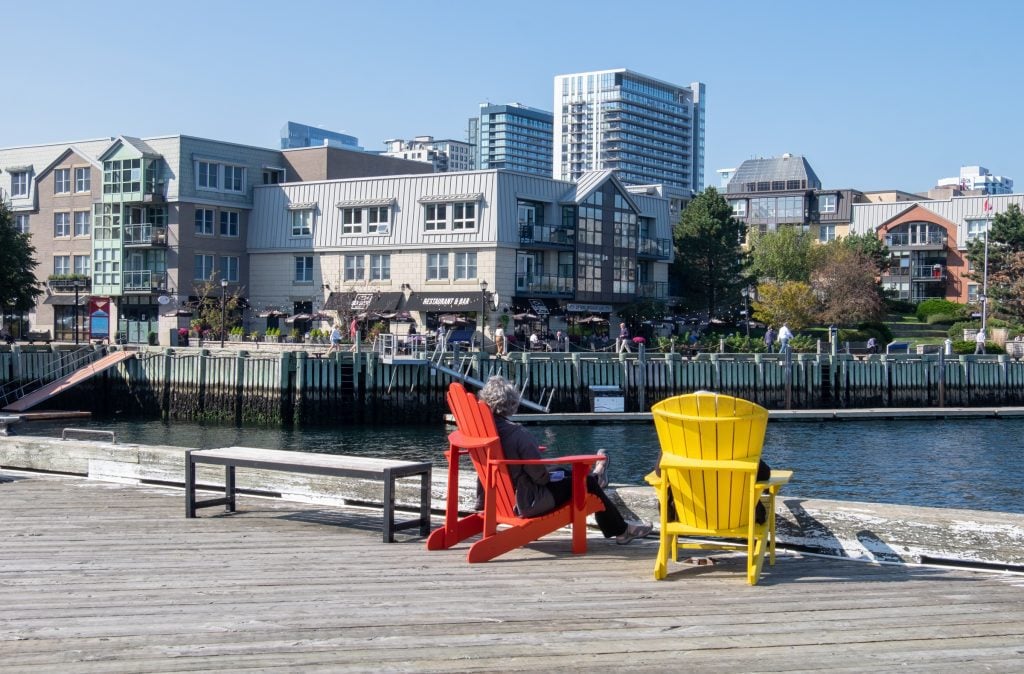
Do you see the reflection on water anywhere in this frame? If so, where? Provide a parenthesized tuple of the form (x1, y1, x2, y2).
(18, 417, 1024, 514)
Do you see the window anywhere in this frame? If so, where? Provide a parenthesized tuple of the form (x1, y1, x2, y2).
(262, 168, 285, 184)
(819, 224, 836, 243)
(966, 219, 989, 243)
(223, 165, 245, 192)
(290, 209, 313, 236)
(197, 161, 218, 189)
(194, 254, 215, 281)
(54, 212, 71, 237)
(367, 206, 389, 234)
(103, 158, 141, 194)
(342, 207, 363, 235)
(454, 252, 477, 280)
(75, 167, 91, 192)
(220, 256, 239, 282)
(294, 256, 314, 283)
(967, 283, 979, 304)
(452, 202, 476, 230)
(74, 211, 90, 237)
(370, 254, 390, 280)
(54, 168, 70, 194)
(424, 203, 446, 231)
(344, 255, 365, 281)
(195, 208, 215, 235)
(729, 199, 747, 217)
(219, 211, 239, 237)
(14, 214, 29, 234)
(93, 248, 119, 285)
(54, 255, 70, 276)
(73, 255, 90, 276)
(819, 194, 837, 214)
(426, 253, 449, 280)
(11, 171, 29, 197)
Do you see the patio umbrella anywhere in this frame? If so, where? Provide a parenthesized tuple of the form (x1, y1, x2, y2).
(577, 315, 608, 324)
(513, 312, 539, 321)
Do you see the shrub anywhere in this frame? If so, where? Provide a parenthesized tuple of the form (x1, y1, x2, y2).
(788, 334, 818, 353)
(952, 340, 1005, 355)
(885, 298, 916, 314)
(948, 321, 977, 340)
(916, 299, 968, 322)
(857, 320, 893, 343)
(722, 334, 767, 353)
(926, 313, 958, 325)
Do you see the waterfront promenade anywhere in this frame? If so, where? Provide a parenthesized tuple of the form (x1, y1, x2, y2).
(3, 469, 1024, 672)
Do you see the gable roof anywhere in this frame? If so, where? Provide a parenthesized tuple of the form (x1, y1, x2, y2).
(98, 135, 160, 161)
(35, 145, 102, 180)
(875, 202, 958, 232)
(559, 170, 641, 212)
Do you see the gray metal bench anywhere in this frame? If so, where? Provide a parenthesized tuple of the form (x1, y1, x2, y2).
(185, 446, 432, 542)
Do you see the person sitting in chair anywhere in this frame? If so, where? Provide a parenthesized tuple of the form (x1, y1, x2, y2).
(477, 376, 652, 545)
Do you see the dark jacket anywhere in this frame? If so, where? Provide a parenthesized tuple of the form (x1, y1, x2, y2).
(494, 415, 555, 517)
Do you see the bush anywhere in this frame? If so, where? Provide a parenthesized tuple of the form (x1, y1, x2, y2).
(916, 299, 968, 322)
(722, 334, 767, 353)
(788, 334, 818, 353)
(886, 298, 916, 314)
(952, 340, 1005, 355)
(926, 313, 958, 325)
(857, 320, 893, 343)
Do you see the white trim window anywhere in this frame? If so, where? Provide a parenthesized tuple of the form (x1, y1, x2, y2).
(54, 168, 71, 194)
(370, 254, 390, 281)
(223, 165, 245, 193)
(219, 210, 239, 237)
(290, 209, 313, 237)
(194, 254, 215, 281)
(454, 251, 477, 280)
(220, 256, 239, 282)
(54, 212, 71, 237)
(818, 194, 837, 214)
(74, 210, 90, 237)
(344, 254, 365, 281)
(54, 255, 71, 276)
(424, 204, 447, 231)
(75, 167, 91, 193)
(367, 206, 389, 234)
(14, 213, 29, 234)
(452, 202, 476, 230)
(426, 252, 449, 280)
(819, 224, 836, 243)
(73, 254, 90, 276)
(294, 256, 314, 283)
(342, 207, 363, 235)
(966, 219, 989, 243)
(11, 171, 29, 197)
(196, 161, 219, 190)
(728, 199, 747, 217)
(195, 208, 215, 235)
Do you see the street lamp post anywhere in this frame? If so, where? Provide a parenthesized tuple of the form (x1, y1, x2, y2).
(220, 278, 228, 348)
(479, 279, 488, 352)
(741, 286, 752, 340)
(73, 279, 85, 345)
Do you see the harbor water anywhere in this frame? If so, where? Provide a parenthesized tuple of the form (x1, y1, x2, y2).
(19, 416, 1024, 515)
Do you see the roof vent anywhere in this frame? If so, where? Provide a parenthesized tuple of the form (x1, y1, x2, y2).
(782, 153, 792, 159)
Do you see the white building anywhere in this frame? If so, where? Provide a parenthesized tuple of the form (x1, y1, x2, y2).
(936, 166, 1013, 195)
(380, 136, 474, 173)
(245, 170, 674, 338)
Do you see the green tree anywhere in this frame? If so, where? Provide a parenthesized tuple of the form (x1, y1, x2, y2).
(751, 281, 817, 331)
(0, 201, 43, 312)
(671, 187, 748, 319)
(836, 232, 890, 272)
(748, 226, 814, 282)
(189, 278, 245, 339)
(966, 203, 1024, 323)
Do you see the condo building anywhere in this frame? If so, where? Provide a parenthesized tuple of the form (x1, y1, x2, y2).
(473, 103, 553, 177)
(380, 137, 474, 173)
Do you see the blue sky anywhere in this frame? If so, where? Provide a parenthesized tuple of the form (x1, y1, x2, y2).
(4, 0, 1021, 192)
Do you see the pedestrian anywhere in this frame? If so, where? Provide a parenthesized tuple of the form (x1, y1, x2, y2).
(555, 329, 565, 352)
(349, 317, 359, 352)
(494, 325, 506, 356)
(326, 323, 343, 355)
(436, 324, 447, 353)
(617, 322, 632, 353)
(778, 323, 793, 354)
(764, 326, 776, 353)
(866, 336, 878, 354)
(975, 327, 987, 355)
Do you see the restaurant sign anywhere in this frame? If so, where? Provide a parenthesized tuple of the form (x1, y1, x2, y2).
(566, 303, 613, 313)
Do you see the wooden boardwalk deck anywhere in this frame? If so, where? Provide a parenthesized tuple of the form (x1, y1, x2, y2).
(3, 471, 1024, 672)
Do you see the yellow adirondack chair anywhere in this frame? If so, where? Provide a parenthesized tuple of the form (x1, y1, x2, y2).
(647, 392, 792, 585)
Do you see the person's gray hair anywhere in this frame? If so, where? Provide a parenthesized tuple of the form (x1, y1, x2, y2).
(478, 376, 521, 417)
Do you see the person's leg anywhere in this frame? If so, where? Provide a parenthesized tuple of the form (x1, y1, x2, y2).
(546, 471, 627, 538)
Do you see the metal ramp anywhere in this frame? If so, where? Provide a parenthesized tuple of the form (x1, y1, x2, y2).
(2, 351, 135, 412)
(426, 343, 552, 414)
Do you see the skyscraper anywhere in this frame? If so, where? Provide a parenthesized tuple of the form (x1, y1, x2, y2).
(553, 69, 704, 195)
(473, 103, 553, 176)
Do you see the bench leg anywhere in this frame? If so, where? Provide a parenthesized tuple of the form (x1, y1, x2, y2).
(383, 468, 396, 543)
(185, 450, 196, 518)
(419, 466, 432, 537)
(225, 465, 236, 513)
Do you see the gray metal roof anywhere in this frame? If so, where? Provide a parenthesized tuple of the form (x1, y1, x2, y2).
(726, 155, 821, 193)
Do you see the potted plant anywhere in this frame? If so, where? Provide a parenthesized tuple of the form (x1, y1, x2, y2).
(248, 330, 261, 342)
(177, 328, 190, 347)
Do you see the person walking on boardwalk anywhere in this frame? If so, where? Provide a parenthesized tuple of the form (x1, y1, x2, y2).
(477, 376, 652, 545)
(975, 327, 987, 355)
(349, 318, 359, 352)
(617, 322, 632, 353)
(764, 326, 776, 353)
(494, 325, 506, 357)
(326, 323, 343, 355)
(778, 323, 793, 354)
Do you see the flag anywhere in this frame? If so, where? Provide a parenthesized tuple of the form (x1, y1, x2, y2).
(983, 198, 992, 213)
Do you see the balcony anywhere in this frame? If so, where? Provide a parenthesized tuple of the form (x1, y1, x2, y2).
(884, 232, 948, 251)
(123, 270, 168, 293)
(124, 224, 168, 247)
(882, 266, 946, 285)
(515, 274, 573, 297)
(637, 237, 671, 260)
(519, 223, 575, 248)
(637, 281, 669, 299)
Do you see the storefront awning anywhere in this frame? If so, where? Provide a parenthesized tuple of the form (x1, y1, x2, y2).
(43, 294, 88, 305)
(511, 297, 560, 317)
(566, 303, 614, 314)
(402, 292, 484, 313)
(324, 291, 403, 313)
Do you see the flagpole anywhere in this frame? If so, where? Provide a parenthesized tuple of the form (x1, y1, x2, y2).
(981, 197, 992, 332)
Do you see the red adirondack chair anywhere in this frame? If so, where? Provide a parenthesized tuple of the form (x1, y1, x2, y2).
(426, 382, 605, 562)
